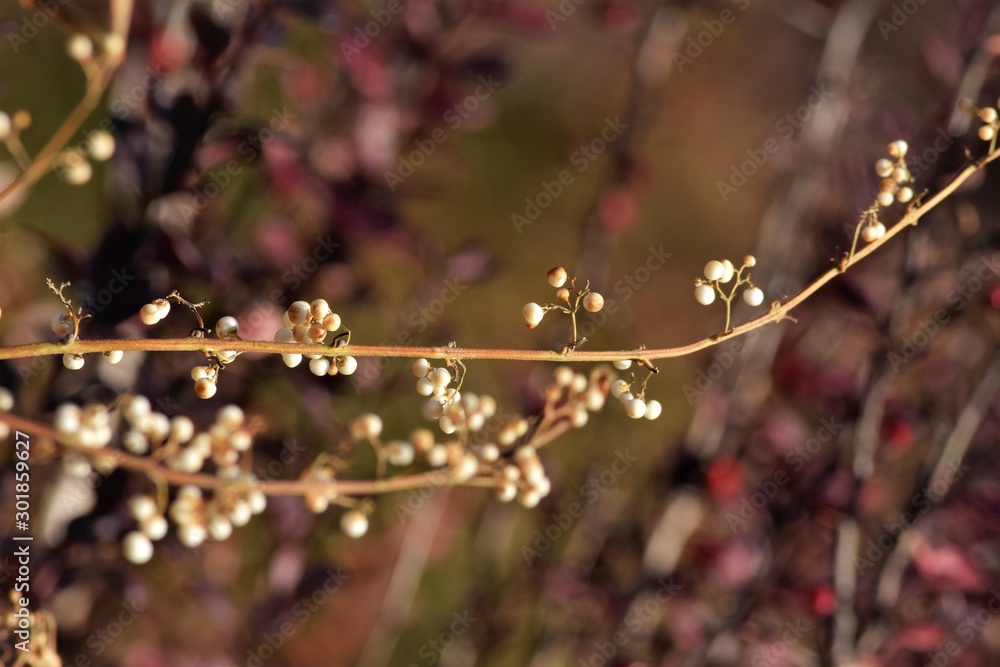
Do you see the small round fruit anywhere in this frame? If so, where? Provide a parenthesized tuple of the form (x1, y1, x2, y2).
(123, 531, 154, 564)
(547, 266, 568, 288)
(139, 303, 161, 325)
(103, 350, 124, 364)
(216, 316, 239, 338)
(341, 509, 369, 538)
(412, 358, 431, 377)
(694, 284, 716, 306)
(644, 400, 663, 420)
(195, 377, 217, 399)
(63, 353, 85, 370)
(743, 286, 764, 307)
(336, 356, 358, 375)
(703, 260, 724, 281)
(624, 398, 647, 419)
(51, 313, 73, 336)
(583, 292, 605, 312)
(523, 302, 544, 328)
(887, 140, 908, 158)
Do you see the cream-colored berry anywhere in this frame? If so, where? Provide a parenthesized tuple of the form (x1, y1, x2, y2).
(322, 312, 341, 331)
(309, 357, 331, 376)
(139, 303, 161, 325)
(547, 266, 568, 288)
(553, 365, 574, 386)
(87, 131, 115, 161)
(287, 301, 311, 325)
(887, 140, 908, 158)
(283, 353, 303, 368)
(0, 388, 13, 412)
(610, 379, 629, 399)
(613, 359, 632, 370)
(897, 187, 914, 204)
(876, 191, 895, 207)
(583, 292, 605, 312)
(66, 34, 93, 61)
(350, 413, 383, 440)
(341, 509, 369, 538)
(874, 158, 893, 178)
(495, 481, 517, 502)
(980, 108, 998, 124)
(645, 399, 662, 420)
(65, 159, 92, 186)
(216, 316, 239, 338)
(63, 353, 85, 370)
(979, 125, 995, 142)
(694, 284, 716, 306)
(178, 523, 207, 548)
(103, 350, 124, 364)
(624, 398, 647, 419)
(429, 367, 451, 389)
(129, 495, 157, 521)
(310, 299, 331, 320)
(703, 260, 724, 281)
(743, 286, 764, 307)
(412, 358, 431, 377)
(141, 515, 168, 541)
(387, 441, 415, 466)
(123, 531, 153, 564)
(336, 356, 358, 375)
(523, 302, 544, 328)
(195, 377, 217, 399)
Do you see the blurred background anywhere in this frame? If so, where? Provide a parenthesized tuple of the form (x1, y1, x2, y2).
(2, 0, 1000, 665)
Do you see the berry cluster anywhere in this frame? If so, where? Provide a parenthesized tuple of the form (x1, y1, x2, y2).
(114, 400, 266, 562)
(54, 402, 114, 449)
(522, 266, 606, 353)
(273, 299, 357, 376)
(48, 279, 122, 371)
(874, 141, 915, 208)
(609, 370, 663, 420)
(139, 298, 171, 325)
(693, 256, 764, 332)
(960, 98, 1000, 146)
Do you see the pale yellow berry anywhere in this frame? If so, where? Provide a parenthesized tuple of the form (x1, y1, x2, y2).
(887, 140, 908, 158)
(874, 158, 893, 178)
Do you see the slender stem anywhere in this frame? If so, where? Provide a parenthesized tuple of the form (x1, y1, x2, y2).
(0, 150, 996, 366)
(0, 0, 135, 210)
(0, 410, 492, 497)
